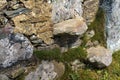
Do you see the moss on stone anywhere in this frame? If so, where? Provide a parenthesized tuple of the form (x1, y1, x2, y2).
(62, 47, 87, 62)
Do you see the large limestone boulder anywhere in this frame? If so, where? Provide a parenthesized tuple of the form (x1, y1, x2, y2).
(102, 0, 120, 52)
(87, 46, 112, 68)
(53, 17, 88, 36)
(0, 24, 33, 67)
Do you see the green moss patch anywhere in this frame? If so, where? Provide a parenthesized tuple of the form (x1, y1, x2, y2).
(32, 48, 120, 80)
(66, 51, 120, 80)
(34, 47, 87, 63)
(88, 8, 106, 47)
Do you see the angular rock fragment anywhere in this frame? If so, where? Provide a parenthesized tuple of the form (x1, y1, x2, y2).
(3, 8, 31, 18)
(83, 0, 99, 24)
(71, 59, 85, 72)
(53, 17, 88, 36)
(20, 0, 35, 9)
(8, 0, 23, 10)
(87, 46, 112, 68)
(0, 0, 7, 10)
(10, 68, 25, 79)
(0, 15, 8, 28)
(70, 39, 82, 48)
(85, 30, 95, 40)
(0, 28, 33, 68)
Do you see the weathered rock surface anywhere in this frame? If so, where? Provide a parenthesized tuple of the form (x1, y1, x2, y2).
(86, 30, 95, 40)
(70, 39, 82, 48)
(0, 25, 33, 67)
(10, 67, 25, 79)
(102, 0, 120, 52)
(71, 59, 85, 72)
(25, 61, 58, 80)
(4, 8, 30, 18)
(83, 0, 99, 24)
(52, 0, 87, 52)
(20, 0, 35, 9)
(52, 60, 65, 79)
(0, 0, 7, 10)
(0, 15, 8, 28)
(53, 17, 88, 36)
(52, 0, 83, 23)
(0, 74, 9, 80)
(12, 0, 53, 45)
(85, 40, 94, 48)
(85, 40, 99, 48)
(87, 46, 112, 68)
(8, 0, 23, 10)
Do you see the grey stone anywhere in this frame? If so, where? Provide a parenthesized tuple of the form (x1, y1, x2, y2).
(52, 60, 65, 79)
(3, 8, 31, 18)
(10, 67, 25, 79)
(102, 0, 120, 52)
(85, 40, 99, 48)
(25, 61, 57, 80)
(87, 46, 112, 68)
(93, 40, 99, 46)
(8, 0, 22, 10)
(30, 35, 38, 41)
(71, 59, 85, 72)
(85, 40, 94, 48)
(0, 30, 33, 67)
(61, 47, 68, 53)
(0, 74, 9, 80)
(31, 39, 43, 44)
(52, 0, 83, 23)
(70, 39, 82, 48)
(30, 35, 44, 44)
(86, 30, 95, 40)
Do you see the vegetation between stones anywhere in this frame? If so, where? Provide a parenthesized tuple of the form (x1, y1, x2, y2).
(88, 8, 106, 47)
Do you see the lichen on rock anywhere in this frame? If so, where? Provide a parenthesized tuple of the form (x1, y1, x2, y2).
(12, 0, 53, 44)
(82, 0, 100, 25)
(52, 0, 83, 23)
(0, 32, 33, 68)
